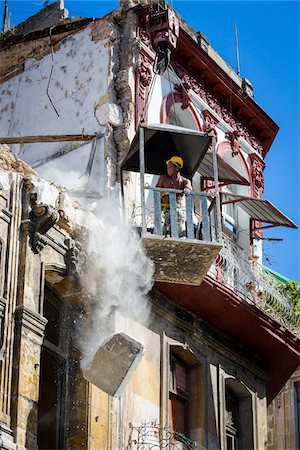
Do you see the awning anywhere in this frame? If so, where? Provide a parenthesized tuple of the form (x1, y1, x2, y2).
(199, 153, 250, 186)
(121, 123, 212, 177)
(221, 194, 297, 229)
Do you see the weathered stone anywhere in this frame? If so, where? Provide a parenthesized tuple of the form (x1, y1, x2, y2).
(142, 235, 222, 285)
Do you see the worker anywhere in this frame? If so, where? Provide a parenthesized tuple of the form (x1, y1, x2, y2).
(156, 156, 192, 237)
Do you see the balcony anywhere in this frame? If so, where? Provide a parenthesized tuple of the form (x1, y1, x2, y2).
(208, 234, 299, 336)
(140, 186, 222, 285)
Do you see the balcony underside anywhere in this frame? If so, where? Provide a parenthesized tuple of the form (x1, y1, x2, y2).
(155, 276, 300, 403)
(142, 235, 222, 285)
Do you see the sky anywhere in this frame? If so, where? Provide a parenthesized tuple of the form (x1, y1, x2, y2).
(2, 0, 300, 280)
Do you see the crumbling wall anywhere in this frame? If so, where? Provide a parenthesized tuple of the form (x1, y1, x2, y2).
(0, 14, 123, 191)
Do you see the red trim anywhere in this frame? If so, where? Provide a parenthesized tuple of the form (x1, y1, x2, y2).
(160, 92, 203, 130)
(155, 277, 300, 403)
(176, 28, 279, 156)
(217, 141, 251, 190)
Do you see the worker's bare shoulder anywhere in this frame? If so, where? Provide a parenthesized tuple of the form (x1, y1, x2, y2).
(156, 174, 168, 187)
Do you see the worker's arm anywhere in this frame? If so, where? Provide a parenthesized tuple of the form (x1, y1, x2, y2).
(183, 177, 192, 193)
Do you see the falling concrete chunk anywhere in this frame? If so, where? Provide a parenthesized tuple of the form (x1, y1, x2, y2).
(83, 333, 144, 397)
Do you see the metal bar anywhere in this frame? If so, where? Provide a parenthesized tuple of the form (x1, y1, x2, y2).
(153, 190, 162, 236)
(185, 194, 194, 239)
(0, 134, 97, 144)
(169, 192, 178, 238)
(145, 186, 216, 197)
(221, 198, 247, 205)
(212, 134, 222, 242)
(139, 127, 147, 235)
(201, 193, 210, 241)
(252, 224, 278, 231)
(32, 141, 90, 168)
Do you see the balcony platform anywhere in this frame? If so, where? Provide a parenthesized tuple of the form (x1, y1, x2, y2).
(142, 235, 222, 285)
(155, 275, 300, 402)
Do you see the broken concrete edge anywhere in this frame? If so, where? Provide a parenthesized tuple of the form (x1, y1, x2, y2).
(13, 1, 69, 37)
(0, 144, 103, 238)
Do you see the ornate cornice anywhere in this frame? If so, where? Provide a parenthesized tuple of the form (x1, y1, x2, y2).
(171, 61, 264, 156)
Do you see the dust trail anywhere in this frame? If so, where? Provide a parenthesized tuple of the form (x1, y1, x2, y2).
(77, 187, 154, 370)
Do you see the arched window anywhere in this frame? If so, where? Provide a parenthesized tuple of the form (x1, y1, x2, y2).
(161, 91, 202, 130)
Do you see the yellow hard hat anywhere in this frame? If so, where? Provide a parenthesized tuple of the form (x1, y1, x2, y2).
(166, 156, 183, 169)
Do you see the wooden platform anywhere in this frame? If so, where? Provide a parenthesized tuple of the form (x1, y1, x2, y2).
(142, 235, 222, 286)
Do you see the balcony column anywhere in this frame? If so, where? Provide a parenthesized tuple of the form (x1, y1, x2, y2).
(211, 133, 222, 241)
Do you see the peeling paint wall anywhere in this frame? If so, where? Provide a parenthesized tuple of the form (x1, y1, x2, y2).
(0, 17, 126, 193)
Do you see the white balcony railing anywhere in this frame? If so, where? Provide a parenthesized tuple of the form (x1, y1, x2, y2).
(208, 234, 300, 336)
(129, 186, 299, 336)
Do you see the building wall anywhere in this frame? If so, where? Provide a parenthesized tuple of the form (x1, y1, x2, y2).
(0, 146, 270, 449)
(267, 366, 300, 450)
(0, 5, 295, 450)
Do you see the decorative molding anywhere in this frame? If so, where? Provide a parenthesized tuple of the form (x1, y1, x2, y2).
(161, 91, 202, 130)
(136, 50, 153, 123)
(249, 153, 265, 198)
(29, 204, 60, 254)
(14, 305, 47, 340)
(202, 109, 219, 133)
(0, 422, 16, 450)
(174, 83, 191, 110)
(171, 61, 264, 156)
(64, 238, 85, 276)
(225, 130, 240, 157)
(139, 27, 153, 51)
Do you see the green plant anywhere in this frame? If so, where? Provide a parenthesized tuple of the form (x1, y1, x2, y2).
(279, 280, 300, 312)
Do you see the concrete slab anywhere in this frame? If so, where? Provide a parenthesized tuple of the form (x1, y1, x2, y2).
(142, 235, 222, 285)
(83, 333, 144, 397)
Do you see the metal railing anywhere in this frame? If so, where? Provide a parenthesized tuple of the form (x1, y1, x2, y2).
(208, 234, 300, 335)
(133, 185, 299, 334)
(143, 186, 220, 242)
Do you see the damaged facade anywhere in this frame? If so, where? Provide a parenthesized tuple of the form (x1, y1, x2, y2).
(0, 1, 299, 449)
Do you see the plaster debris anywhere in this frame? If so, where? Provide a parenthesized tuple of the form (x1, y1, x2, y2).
(0, 144, 37, 176)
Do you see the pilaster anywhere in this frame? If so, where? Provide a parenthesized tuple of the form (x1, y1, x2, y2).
(12, 307, 47, 450)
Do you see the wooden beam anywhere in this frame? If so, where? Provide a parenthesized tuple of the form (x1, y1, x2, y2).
(0, 134, 96, 144)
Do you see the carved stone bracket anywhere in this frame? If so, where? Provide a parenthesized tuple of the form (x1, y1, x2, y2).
(249, 153, 265, 198)
(249, 153, 265, 240)
(174, 83, 191, 110)
(225, 130, 240, 157)
(29, 204, 60, 254)
(202, 109, 219, 133)
(64, 237, 86, 277)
